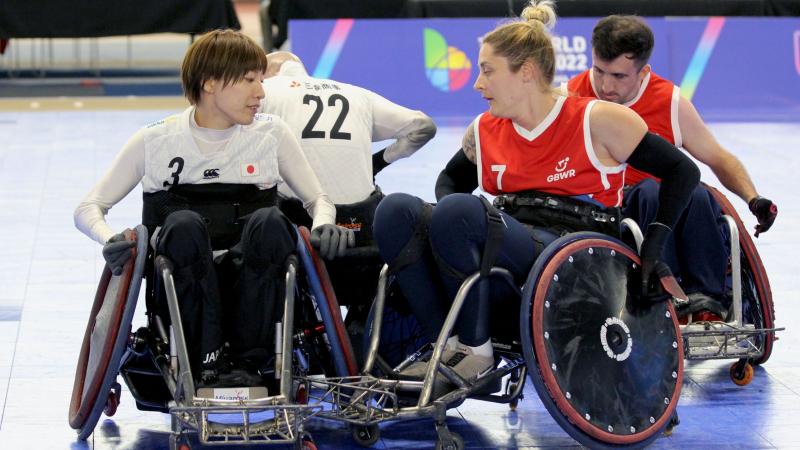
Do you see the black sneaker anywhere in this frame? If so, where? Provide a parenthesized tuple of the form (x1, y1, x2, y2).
(197, 346, 237, 387)
(675, 292, 729, 322)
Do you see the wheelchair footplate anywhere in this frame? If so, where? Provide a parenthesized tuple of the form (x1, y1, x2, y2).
(301, 375, 402, 425)
(299, 355, 525, 426)
(681, 321, 784, 360)
(169, 398, 320, 447)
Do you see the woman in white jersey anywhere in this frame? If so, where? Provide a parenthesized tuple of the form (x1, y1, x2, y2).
(74, 29, 353, 387)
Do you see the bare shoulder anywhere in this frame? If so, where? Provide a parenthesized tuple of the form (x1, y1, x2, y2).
(589, 101, 647, 164)
(461, 120, 477, 163)
(591, 101, 646, 139)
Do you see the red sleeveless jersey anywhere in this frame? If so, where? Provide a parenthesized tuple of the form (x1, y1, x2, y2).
(567, 70, 682, 185)
(476, 96, 626, 207)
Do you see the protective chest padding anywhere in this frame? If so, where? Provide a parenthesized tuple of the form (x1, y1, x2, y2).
(142, 184, 277, 249)
(495, 190, 621, 238)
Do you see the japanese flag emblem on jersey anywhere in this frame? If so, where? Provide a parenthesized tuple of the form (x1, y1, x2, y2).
(241, 162, 259, 177)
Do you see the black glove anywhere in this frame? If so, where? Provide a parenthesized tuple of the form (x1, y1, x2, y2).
(748, 196, 777, 237)
(310, 224, 355, 260)
(638, 222, 673, 302)
(102, 232, 135, 276)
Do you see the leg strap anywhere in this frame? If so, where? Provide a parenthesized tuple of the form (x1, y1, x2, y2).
(387, 202, 433, 275)
(478, 195, 506, 279)
(429, 195, 506, 283)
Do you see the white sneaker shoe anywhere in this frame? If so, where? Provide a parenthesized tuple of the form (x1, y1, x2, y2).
(398, 348, 458, 379)
(443, 346, 494, 382)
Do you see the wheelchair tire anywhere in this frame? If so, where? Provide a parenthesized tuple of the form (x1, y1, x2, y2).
(69, 225, 148, 440)
(520, 232, 683, 449)
(297, 227, 359, 376)
(704, 183, 775, 365)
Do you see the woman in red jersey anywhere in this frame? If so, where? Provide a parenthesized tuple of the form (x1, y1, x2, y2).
(372, 0, 699, 391)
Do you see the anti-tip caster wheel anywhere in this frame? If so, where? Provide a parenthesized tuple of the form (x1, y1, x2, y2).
(351, 423, 380, 447)
(730, 360, 754, 386)
(663, 411, 681, 436)
(436, 431, 464, 450)
(103, 382, 121, 417)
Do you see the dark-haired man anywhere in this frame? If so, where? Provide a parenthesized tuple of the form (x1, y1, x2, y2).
(567, 15, 777, 318)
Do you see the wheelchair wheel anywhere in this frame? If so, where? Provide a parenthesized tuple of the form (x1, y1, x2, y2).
(363, 281, 427, 373)
(520, 232, 683, 449)
(69, 225, 149, 440)
(297, 227, 359, 376)
(704, 183, 775, 365)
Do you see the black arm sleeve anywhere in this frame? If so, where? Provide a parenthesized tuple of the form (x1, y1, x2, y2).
(626, 132, 701, 228)
(435, 149, 479, 201)
(372, 148, 391, 176)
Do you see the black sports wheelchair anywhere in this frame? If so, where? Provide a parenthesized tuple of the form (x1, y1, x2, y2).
(303, 185, 780, 450)
(67, 208, 375, 450)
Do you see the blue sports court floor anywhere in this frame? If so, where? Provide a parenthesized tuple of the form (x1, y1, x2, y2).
(0, 102, 798, 449)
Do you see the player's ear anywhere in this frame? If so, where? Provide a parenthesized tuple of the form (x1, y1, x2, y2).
(203, 78, 217, 94)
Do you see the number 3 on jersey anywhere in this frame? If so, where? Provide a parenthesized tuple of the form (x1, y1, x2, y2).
(163, 157, 184, 187)
(491, 164, 506, 190)
(301, 94, 351, 140)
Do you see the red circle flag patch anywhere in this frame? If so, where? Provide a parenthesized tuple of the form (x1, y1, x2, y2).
(241, 163, 259, 177)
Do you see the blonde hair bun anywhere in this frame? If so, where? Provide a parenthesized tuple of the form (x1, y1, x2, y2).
(521, 0, 557, 30)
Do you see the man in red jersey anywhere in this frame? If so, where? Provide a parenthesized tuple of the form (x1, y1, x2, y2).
(567, 15, 777, 319)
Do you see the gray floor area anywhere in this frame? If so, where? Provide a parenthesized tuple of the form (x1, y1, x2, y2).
(0, 109, 798, 449)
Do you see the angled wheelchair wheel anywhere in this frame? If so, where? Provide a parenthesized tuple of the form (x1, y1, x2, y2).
(704, 183, 775, 365)
(520, 232, 683, 449)
(69, 225, 148, 440)
(296, 227, 359, 376)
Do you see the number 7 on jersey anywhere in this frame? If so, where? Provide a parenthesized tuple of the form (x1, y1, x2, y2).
(491, 164, 506, 190)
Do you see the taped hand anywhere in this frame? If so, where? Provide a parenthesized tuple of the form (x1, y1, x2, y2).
(748, 196, 777, 237)
(310, 224, 356, 260)
(102, 232, 135, 275)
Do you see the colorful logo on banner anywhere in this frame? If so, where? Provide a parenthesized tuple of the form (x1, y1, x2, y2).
(423, 28, 472, 92)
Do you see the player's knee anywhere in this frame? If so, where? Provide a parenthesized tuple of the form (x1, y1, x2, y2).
(374, 194, 423, 252)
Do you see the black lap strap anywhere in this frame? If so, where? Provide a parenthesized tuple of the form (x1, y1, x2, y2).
(494, 190, 621, 238)
(143, 184, 277, 250)
(387, 202, 433, 275)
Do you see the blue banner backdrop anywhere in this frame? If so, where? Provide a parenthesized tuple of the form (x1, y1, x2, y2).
(290, 17, 800, 121)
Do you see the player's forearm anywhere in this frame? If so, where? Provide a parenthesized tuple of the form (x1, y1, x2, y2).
(382, 113, 436, 163)
(277, 132, 336, 229)
(74, 136, 145, 245)
(711, 157, 758, 204)
(74, 202, 115, 245)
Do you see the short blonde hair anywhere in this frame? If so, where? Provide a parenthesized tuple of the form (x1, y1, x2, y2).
(181, 29, 268, 105)
(482, 0, 557, 88)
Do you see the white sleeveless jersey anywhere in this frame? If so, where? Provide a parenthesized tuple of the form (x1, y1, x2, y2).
(261, 74, 376, 204)
(141, 107, 282, 193)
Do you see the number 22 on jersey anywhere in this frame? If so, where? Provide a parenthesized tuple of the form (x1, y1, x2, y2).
(301, 94, 351, 140)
